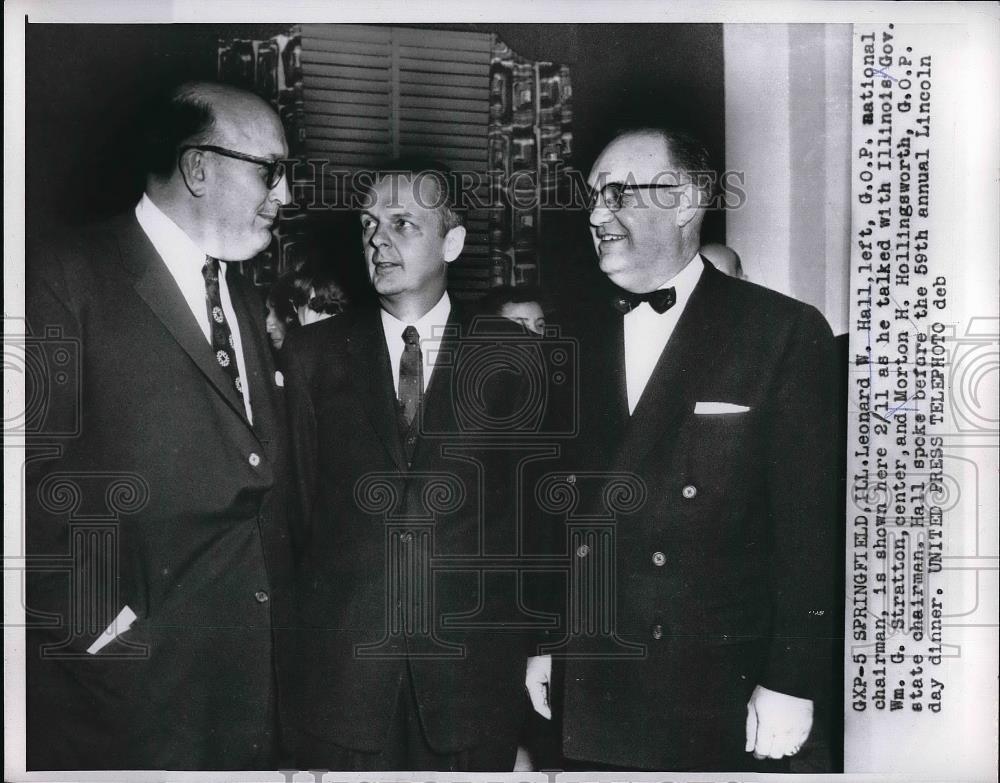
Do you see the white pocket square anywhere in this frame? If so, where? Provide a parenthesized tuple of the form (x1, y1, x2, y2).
(87, 605, 137, 655)
(274, 371, 284, 387)
(694, 401, 751, 414)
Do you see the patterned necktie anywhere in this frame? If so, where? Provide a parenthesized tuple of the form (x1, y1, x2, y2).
(611, 287, 677, 314)
(202, 257, 245, 401)
(399, 325, 423, 429)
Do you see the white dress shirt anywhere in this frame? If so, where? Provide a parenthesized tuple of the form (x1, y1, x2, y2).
(381, 292, 452, 396)
(134, 193, 253, 423)
(623, 254, 704, 415)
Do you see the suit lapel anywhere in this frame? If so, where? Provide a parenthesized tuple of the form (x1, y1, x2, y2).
(348, 308, 407, 472)
(578, 307, 629, 459)
(114, 214, 253, 428)
(612, 262, 732, 474)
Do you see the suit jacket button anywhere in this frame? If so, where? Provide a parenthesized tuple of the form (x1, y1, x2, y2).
(651, 623, 664, 640)
(651, 551, 666, 567)
(576, 544, 590, 558)
(249, 452, 261, 467)
(681, 484, 697, 499)
(566, 474, 576, 485)
(401, 532, 413, 543)
(254, 590, 270, 603)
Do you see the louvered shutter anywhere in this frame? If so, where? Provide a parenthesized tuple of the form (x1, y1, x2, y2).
(299, 24, 494, 299)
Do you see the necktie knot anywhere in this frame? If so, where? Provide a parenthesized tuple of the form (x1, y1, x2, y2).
(402, 325, 420, 346)
(612, 287, 677, 314)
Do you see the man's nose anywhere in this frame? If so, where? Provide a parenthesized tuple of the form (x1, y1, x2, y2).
(589, 202, 613, 227)
(369, 224, 391, 248)
(270, 173, 291, 206)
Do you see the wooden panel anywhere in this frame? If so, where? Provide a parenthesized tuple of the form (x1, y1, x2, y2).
(398, 95, 489, 114)
(399, 118, 488, 137)
(300, 24, 496, 298)
(398, 144, 486, 162)
(301, 24, 392, 45)
(300, 37, 391, 57)
(305, 90, 390, 107)
(397, 46, 490, 66)
(303, 100, 390, 119)
(397, 56, 489, 76)
(302, 52, 390, 71)
(401, 132, 487, 150)
(393, 26, 492, 52)
(305, 126, 392, 143)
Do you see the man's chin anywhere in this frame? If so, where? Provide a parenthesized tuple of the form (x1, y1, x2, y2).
(598, 255, 629, 281)
(372, 278, 404, 297)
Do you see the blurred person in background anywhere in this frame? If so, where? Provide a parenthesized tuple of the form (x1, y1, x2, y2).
(699, 242, 745, 279)
(479, 284, 551, 336)
(265, 259, 350, 353)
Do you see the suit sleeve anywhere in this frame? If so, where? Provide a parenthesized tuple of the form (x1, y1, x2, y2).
(24, 247, 114, 657)
(758, 304, 839, 701)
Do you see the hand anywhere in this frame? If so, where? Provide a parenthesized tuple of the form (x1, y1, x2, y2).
(525, 654, 552, 719)
(745, 684, 813, 759)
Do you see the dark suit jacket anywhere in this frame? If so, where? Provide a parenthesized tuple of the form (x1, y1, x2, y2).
(25, 213, 292, 770)
(558, 260, 838, 770)
(280, 304, 536, 764)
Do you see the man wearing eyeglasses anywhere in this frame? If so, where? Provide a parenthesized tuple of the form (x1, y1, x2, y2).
(525, 128, 837, 771)
(25, 81, 292, 769)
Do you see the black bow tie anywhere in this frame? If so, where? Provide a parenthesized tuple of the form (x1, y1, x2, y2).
(611, 287, 677, 314)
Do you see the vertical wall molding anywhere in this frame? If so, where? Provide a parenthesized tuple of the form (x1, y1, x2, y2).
(724, 23, 852, 333)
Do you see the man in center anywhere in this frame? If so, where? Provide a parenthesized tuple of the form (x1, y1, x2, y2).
(281, 160, 535, 770)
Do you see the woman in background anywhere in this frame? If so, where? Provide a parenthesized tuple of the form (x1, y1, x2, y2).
(266, 259, 350, 354)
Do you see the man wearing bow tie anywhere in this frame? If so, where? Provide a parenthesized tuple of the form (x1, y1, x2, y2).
(525, 128, 838, 771)
(25, 82, 293, 769)
(281, 160, 536, 770)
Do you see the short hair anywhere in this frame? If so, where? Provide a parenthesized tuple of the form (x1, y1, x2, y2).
(611, 126, 718, 205)
(480, 284, 552, 317)
(268, 258, 350, 325)
(139, 83, 219, 181)
(362, 156, 464, 236)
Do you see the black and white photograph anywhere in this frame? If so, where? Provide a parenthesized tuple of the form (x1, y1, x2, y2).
(4, 2, 997, 781)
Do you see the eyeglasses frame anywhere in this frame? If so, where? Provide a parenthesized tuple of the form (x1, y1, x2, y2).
(178, 144, 286, 190)
(588, 181, 690, 212)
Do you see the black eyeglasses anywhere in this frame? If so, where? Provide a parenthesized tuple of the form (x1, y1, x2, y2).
(587, 181, 688, 212)
(179, 145, 286, 189)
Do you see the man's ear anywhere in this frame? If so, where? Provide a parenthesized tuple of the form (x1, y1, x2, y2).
(177, 148, 209, 197)
(675, 183, 703, 229)
(442, 225, 467, 263)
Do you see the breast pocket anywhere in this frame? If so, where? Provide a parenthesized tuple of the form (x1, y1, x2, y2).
(681, 409, 760, 501)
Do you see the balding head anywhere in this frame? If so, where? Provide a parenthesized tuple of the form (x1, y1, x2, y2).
(140, 82, 283, 184)
(700, 243, 745, 279)
(141, 81, 289, 261)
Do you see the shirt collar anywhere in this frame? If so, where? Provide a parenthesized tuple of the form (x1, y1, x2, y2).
(622, 252, 704, 319)
(381, 292, 452, 341)
(135, 192, 210, 270)
(659, 251, 703, 299)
